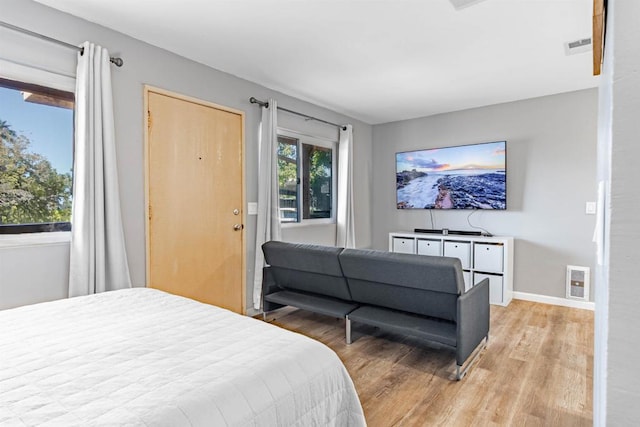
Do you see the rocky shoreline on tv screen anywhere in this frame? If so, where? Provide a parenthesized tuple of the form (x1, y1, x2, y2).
(396, 171, 506, 210)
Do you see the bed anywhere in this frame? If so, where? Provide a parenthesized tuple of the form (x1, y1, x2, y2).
(0, 288, 366, 426)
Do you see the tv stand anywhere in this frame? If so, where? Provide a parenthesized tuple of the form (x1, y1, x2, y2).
(414, 228, 483, 236)
(390, 231, 513, 306)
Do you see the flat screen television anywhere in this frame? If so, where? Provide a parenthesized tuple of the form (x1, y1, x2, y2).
(396, 141, 506, 210)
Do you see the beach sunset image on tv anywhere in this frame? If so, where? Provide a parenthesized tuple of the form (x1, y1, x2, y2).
(396, 141, 506, 210)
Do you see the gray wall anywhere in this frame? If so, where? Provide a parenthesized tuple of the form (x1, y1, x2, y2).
(0, 239, 69, 309)
(371, 89, 598, 300)
(0, 0, 373, 311)
(599, 0, 640, 424)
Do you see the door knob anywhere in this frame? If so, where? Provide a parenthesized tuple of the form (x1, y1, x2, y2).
(233, 224, 244, 231)
(233, 209, 240, 215)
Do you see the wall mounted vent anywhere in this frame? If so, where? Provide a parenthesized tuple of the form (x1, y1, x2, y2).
(449, 0, 488, 11)
(565, 38, 592, 56)
(566, 265, 590, 301)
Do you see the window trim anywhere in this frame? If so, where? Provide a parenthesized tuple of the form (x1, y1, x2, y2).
(0, 222, 71, 235)
(277, 128, 337, 226)
(0, 59, 75, 93)
(0, 230, 71, 249)
(0, 77, 74, 104)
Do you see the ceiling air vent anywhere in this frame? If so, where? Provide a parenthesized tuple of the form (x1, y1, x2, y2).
(565, 38, 592, 55)
(449, 0, 488, 10)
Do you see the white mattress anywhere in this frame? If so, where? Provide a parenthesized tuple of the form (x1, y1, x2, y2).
(0, 288, 365, 426)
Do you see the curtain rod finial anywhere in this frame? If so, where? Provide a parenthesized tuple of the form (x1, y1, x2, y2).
(110, 57, 123, 67)
(249, 97, 269, 108)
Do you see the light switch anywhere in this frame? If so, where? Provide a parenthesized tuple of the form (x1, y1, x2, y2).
(248, 202, 258, 215)
(585, 201, 596, 215)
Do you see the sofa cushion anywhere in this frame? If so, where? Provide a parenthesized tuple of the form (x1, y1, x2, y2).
(348, 305, 457, 347)
(262, 241, 352, 300)
(339, 249, 464, 321)
(265, 291, 359, 318)
(343, 278, 460, 321)
(339, 249, 464, 294)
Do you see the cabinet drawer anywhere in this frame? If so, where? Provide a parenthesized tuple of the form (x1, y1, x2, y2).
(417, 239, 442, 256)
(392, 237, 415, 254)
(474, 243, 504, 273)
(443, 241, 471, 269)
(462, 270, 472, 292)
(474, 272, 503, 305)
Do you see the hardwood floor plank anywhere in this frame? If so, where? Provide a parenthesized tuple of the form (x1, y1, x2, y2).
(269, 300, 593, 426)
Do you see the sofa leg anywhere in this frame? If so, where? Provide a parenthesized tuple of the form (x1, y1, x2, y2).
(346, 316, 352, 345)
(456, 336, 488, 380)
(455, 361, 474, 380)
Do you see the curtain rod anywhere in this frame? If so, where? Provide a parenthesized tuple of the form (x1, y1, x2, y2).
(249, 97, 346, 131)
(0, 21, 123, 67)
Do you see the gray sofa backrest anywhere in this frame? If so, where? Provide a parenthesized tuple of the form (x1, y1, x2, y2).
(262, 241, 352, 300)
(339, 249, 464, 322)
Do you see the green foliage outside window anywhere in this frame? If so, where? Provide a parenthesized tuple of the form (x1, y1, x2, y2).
(276, 134, 334, 222)
(306, 145, 331, 218)
(277, 138, 297, 190)
(0, 119, 72, 225)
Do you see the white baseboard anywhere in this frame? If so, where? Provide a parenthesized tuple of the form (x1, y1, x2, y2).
(513, 291, 595, 311)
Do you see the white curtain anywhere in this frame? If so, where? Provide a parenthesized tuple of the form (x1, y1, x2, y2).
(68, 42, 132, 297)
(337, 124, 356, 248)
(253, 99, 282, 310)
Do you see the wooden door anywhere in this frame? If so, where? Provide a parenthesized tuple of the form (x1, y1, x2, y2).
(145, 87, 245, 313)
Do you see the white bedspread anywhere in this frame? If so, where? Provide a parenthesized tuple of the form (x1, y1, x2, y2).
(0, 288, 365, 426)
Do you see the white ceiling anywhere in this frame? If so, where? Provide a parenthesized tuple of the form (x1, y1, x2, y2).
(34, 0, 598, 124)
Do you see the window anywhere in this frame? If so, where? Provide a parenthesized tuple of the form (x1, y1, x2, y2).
(277, 130, 336, 224)
(0, 77, 74, 234)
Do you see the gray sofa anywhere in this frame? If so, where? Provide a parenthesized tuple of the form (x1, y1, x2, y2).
(261, 241, 490, 380)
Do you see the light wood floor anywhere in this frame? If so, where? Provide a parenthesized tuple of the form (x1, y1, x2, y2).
(267, 300, 593, 426)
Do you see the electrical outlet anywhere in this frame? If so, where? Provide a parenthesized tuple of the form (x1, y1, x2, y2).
(585, 201, 596, 215)
(248, 202, 258, 215)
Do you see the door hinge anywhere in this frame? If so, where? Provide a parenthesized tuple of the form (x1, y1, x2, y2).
(147, 110, 152, 129)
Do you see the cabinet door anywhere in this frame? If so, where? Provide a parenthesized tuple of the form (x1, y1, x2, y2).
(392, 237, 415, 254)
(474, 272, 503, 305)
(443, 241, 471, 269)
(417, 239, 442, 256)
(462, 271, 472, 292)
(474, 243, 504, 273)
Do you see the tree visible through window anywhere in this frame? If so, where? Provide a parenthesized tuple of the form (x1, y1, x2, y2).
(277, 132, 335, 223)
(303, 143, 332, 219)
(0, 78, 74, 233)
(277, 136, 299, 222)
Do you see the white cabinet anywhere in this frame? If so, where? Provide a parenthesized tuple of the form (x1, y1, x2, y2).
(474, 243, 504, 273)
(443, 241, 471, 269)
(417, 239, 442, 256)
(462, 271, 472, 293)
(474, 273, 504, 305)
(389, 232, 514, 306)
(392, 237, 415, 254)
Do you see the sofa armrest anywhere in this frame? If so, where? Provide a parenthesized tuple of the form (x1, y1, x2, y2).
(456, 278, 490, 366)
(262, 267, 285, 312)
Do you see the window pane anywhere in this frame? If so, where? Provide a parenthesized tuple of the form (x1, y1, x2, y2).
(277, 136, 299, 223)
(0, 81, 73, 229)
(302, 143, 332, 219)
